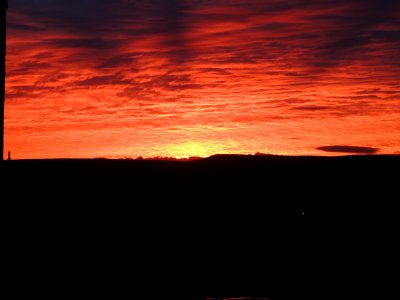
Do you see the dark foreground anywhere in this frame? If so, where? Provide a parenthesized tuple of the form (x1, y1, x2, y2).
(2, 154, 399, 300)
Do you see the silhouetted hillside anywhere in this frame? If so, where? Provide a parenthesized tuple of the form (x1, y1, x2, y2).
(2, 154, 398, 300)
(2, 154, 398, 206)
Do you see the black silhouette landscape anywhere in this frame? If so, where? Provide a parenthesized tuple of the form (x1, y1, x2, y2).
(2, 154, 399, 300)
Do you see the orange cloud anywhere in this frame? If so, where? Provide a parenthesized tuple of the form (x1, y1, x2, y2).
(5, 0, 400, 158)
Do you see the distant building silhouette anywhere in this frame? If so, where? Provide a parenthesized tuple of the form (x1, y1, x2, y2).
(1, 1, 8, 161)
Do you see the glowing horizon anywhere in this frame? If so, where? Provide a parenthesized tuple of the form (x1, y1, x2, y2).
(4, 0, 400, 159)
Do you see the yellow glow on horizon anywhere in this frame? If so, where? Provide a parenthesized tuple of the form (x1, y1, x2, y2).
(164, 142, 214, 158)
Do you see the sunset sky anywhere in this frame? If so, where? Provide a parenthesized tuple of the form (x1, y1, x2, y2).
(4, 0, 400, 159)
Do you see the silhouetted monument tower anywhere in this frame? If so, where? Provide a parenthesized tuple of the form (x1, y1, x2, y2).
(1, 0, 7, 160)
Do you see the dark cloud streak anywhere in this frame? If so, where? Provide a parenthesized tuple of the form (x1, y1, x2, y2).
(9, 1, 400, 69)
(317, 146, 379, 154)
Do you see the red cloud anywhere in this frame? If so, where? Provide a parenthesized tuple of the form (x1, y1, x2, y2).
(5, 0, 400, 158)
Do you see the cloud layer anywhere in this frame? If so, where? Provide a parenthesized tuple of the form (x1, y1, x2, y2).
(5, 0, 400, 158)
(316, 145, 379, 154)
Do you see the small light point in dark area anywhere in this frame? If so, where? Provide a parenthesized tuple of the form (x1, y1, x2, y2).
(296, 209, 305, 216)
